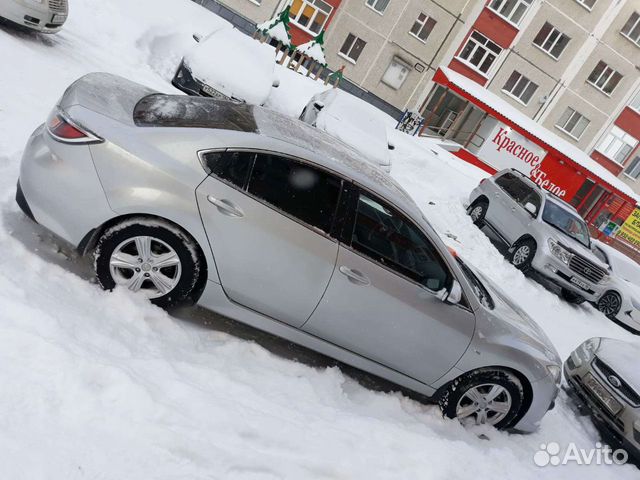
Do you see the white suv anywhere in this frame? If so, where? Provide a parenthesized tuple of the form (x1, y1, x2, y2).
(0, 0, 68, 33)
(468, 169, 609, 304)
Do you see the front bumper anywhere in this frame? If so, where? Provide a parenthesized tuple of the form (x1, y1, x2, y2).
(0, 0, 67, 33)
(531, 252, 603, 302)
(563, 358, 640, 457)
(511, 372, 559, 433)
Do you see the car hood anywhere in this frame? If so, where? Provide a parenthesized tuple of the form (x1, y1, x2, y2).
(541, 223, 608, 270)
(469, 265, 560, 365)
(597, 338, 640, 392)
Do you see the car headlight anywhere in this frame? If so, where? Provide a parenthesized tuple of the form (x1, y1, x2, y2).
(578, 337, 601, 361)
(548, 238, 573, 265)
(546, 365, 561, 385)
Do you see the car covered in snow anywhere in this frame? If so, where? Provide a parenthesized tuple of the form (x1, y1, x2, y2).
(593, 241, 640, 333)
(468, 169, 610, 304)
(17, 73, 562, 432)
(0, 0, 68, 33)
(564, 337, 640, 460)
(300, 89, 395, 173)
(172, 26, 279, 106)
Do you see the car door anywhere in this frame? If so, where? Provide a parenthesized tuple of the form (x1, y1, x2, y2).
(302, 189, 476, 385)
(195, 150, 342, 328)
(491, 173, 526, 242)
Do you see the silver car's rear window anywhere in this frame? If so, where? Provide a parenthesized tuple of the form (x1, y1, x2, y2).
(133, 94, 257, 132)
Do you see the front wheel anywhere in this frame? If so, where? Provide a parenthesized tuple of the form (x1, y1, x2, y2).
(560, 288, 585, 305)
(597, 291, 621, 318)
(439, 368, 524, 430)
(509, 239, 536, 272)
(94, 218, 202, 309)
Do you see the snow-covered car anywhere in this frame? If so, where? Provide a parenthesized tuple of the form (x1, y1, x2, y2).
(564, 338, 640, 460)
(593, 241, 640, 333)
(300, 89, 395, 173)
(0, 0, 67, 33)
(17, 73, 562, 432)
(172, 26, 279, 106)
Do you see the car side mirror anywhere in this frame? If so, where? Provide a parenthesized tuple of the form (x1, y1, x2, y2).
(193, 33, 202, 43)
(313, 100, 325, 111)
(445, 280, 463, 305)
(272, 79, 281, 88)
(524, 202, 537, 216)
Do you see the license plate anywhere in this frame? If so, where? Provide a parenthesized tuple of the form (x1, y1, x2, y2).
(570, 276, 590, 290)
(583, 373, 622, 415)
(201, 84, 228, 100)
(52, 14, 66, 23)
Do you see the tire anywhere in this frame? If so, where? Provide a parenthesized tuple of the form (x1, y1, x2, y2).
(597, 291, 622, 319)
(468, 200, 488, 227)
(439, 368, 524, 430)
(560, 288, 586, 305)
(94, 218, 201, 309)
(509, 239, 536, 272)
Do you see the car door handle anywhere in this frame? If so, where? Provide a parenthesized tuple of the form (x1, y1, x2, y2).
(339, 266, 370, 286)
(207, 196, 244, 218)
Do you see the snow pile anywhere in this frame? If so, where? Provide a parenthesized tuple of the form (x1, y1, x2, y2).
(0, 0, 640, 478)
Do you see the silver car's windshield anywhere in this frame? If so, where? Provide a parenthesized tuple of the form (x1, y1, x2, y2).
(542, 201, 590, 248)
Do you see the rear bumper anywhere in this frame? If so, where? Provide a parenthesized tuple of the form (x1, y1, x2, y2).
(0, 0, 67, 32)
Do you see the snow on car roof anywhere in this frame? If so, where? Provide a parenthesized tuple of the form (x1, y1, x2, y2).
(438, 67, 640, 203)
(253, 106, 418, 211)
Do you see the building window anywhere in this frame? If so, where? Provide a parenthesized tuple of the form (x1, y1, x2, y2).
(488, 0, 532, 25)
(502, 71, 539, 105)
(457, 31, 502, 75)
(381, 57, 411, 90)
(630, 91, 640, 112)
(533, 22, 570, 59)
(625, 156, 640, 180)
(339, 34, 367, 62)
(365, 0, 390, 14)
(587, 61, 623, 95)
(621, 11, 640, 46)
(410, 13, 437, 42)
(596, 126, 638, 164)
(556, 107, 590, 140)
(575, 0, 597, 10)
(290, 0, 333, 35)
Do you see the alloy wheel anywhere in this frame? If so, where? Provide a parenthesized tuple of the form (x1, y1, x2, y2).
(455, 383, 513, 426)
(598, 292, 621, 317)
(109, 235, 182, 299)
(512, 245, 530, 266)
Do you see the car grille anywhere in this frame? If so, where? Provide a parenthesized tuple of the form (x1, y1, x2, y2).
(594, 357, 640, 407)
(573, 374, 625, 432)
(48, 0, 68, 13)
(569, 254, 606, 283)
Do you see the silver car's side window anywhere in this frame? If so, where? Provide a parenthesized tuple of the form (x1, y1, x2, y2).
(349, 192, 451, 291)
(201, 150, 255, 190)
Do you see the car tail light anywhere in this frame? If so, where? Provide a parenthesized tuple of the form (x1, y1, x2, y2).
(46, 109, 103, 144)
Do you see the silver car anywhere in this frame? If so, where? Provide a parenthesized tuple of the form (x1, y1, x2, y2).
(564, 338, 640, 459)
(0, 0, 68, 33)
(468, 169, 609, 304)
(17, 73, 561, 432)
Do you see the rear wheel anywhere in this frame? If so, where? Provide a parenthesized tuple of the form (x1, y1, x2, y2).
(560, 288, 585, 305)
(509, 239, 536, 272)
(94, 218, 201, 309)
(597, 291, 622, 318)
(439, 368, 524, 430)
(468, 200, 488, 227)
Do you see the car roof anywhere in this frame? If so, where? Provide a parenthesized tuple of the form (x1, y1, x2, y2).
(498, 169, 580, 213)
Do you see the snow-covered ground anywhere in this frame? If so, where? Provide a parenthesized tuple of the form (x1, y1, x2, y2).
(1, 0, 639, 478)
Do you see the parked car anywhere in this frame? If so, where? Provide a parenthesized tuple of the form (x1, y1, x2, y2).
(300, 89, 394, 173)
(468, 169, 609, 304)
(592, 240, 640, 333)
(564, 338, 640, 459)
(172, 26, 279, 106)
(17, 73, 561, 432)
(0, 0, 68, 33)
